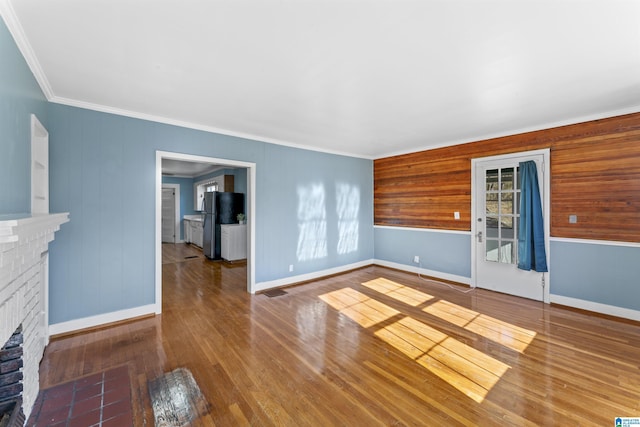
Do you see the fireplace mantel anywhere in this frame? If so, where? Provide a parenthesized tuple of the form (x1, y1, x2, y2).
(0, 212, 69, 419)
(0, 213, 69, 244)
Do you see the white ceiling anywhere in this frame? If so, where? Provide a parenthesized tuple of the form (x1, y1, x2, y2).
(161, 159, 226, 178)
(2, 0, 640, 159)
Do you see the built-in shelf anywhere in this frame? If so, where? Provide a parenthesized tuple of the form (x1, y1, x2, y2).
(31, 115, 49, 214)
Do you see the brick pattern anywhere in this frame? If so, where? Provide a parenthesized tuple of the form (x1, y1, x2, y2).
(0, 328, 24, 403)
(0, 214, 68, 419)
(26, 366, 133, 427)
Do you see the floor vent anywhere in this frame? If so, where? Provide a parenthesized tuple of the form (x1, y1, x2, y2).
(263, 289, 288, 298)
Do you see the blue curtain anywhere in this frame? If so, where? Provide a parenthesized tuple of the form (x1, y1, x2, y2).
(518, 161, 548, 272)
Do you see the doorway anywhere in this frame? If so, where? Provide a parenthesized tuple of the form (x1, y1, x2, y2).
(155, 151, 257, 314)
(161, 184, 179, 243)
(471, 149, 550, 302)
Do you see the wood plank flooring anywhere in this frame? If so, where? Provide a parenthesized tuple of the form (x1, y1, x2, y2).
(39, 243, 640, 426)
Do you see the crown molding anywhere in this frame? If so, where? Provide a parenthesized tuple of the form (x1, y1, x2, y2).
(375, 105, 640, 159)
(50, 94, 375, 160)
(0, 0, 54, 100)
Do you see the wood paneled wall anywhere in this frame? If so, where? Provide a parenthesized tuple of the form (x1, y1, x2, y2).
(374, 112, 640, 243)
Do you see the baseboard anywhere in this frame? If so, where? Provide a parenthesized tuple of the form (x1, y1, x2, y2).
(48, 304, 157, 337)
(550, 295, 640, 322)
(253, 259, 374, 293)
(373, 259, 472, 286)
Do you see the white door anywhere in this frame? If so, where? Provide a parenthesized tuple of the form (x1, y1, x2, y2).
(162, 188, 176, 243)
(471, 149, 550, 302)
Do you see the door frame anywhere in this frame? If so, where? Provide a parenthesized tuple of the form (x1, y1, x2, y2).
(155, 151, 257, 314)
(470, 148, 551, 303)
(161, 184, 180, 243)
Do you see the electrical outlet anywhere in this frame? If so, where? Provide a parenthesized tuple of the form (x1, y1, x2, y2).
(454, 211, 460, 220)
(413, 256, 420, 264)
(289, 264, 294, 272)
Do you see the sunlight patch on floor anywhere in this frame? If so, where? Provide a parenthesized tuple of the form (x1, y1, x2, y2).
(361, 277, 435, 307)
(319, 288, 399, 328)
(318, 280, 539, 403)
(375, 316, 510, 403)
(423, 300, 536, 353)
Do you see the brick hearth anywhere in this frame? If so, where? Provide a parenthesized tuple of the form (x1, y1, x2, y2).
(0, 213, 69, 420)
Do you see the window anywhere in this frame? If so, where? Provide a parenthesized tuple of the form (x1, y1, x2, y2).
(485, 167, 520, 264)
(194, 179, 219, 210)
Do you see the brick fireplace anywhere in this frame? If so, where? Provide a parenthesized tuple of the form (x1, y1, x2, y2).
(0, 213, 69, 421)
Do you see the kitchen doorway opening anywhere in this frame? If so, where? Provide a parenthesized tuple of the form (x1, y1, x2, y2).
(155, 151, 257, 315)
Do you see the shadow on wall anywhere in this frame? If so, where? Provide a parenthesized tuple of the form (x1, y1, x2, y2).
(296, 182, 360, 262)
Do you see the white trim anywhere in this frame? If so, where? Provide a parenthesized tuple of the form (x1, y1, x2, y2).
(31, 114, 49, 214)
(550, 236, 640, 248)
(52, 96, 372, 160)
(471, 148, 551, 303)
(0, 0, 54, 99)
(48, 304, 157, 337)
(551, 294, 640, 323)
(156, 151, 257, 313)
(161, 183, 180, 243)
(254, 260, 374, 294)
(373, 259, 472, 286)
(374, 225, 471, 235)
(2, 0, 639, 161)
(377, 106, 640, 159)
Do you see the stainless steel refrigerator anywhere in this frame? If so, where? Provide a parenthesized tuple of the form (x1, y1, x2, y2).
(202, 191, 245, 259)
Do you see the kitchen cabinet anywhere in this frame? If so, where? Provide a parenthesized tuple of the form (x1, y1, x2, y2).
(191, 220, 203, 248)
(221, 224, 247, 261)
(184, 219, 192, 243)
(183, 216, 203, 248)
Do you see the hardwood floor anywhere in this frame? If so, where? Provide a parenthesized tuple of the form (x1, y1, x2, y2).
(40, 243, 640, 426)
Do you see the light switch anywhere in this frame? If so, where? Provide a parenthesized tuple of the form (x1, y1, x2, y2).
(569, 214, 577, 224)
(454, 211, 460, 220)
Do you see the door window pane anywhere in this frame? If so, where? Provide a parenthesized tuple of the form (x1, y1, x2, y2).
(486, 216, 499, 238)
(501, 168, 515, 191)
(486, 169, 499, 191)
(486, 240, 499, 262)
(501, 193, 513, 215)
(484, 166, 520, 264)
(500, 240, 515, 263)
(486, 193, 498, 215)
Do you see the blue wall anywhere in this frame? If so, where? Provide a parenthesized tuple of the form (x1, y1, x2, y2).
(2, 16, 638, 325)
(46, 104, 374, 323)
(550, 240, 640, 311)
(0, 20, 48, 214)
(374, 227, 640, 312)
(374, 227, 471, 278)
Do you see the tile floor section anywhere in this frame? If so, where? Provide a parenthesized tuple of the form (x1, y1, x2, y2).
(26, 366, 133, 427)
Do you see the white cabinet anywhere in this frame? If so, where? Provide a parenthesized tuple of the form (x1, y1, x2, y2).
(192, 221, 203, 248)
(184, 219, 192, 243)
(221, 224, 247, 261)
(183, 217, 203, 248)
